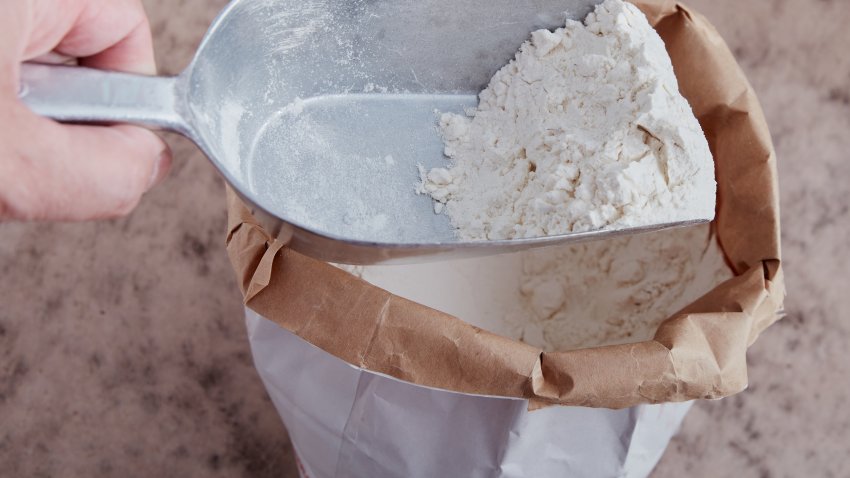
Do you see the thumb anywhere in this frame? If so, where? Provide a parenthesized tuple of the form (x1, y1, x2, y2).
(2, 108, 172, 221)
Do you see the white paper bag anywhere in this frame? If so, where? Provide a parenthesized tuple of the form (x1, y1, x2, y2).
(246, 310, 691, 478)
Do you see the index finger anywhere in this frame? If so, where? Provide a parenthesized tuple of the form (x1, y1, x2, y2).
(25, 0, 157, 75)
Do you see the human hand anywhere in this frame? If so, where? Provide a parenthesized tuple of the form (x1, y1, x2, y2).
(0, 0, 172, 221)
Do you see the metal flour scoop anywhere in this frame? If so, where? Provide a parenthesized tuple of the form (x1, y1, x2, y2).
(19, 0, 705, 264)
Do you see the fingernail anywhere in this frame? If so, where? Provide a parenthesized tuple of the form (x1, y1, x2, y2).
(147, 149, 172, 189)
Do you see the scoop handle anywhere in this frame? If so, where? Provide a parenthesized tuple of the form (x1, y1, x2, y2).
(17, 63, 189, 133)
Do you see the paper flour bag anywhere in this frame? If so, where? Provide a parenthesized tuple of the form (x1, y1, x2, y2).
(244, 223, 728, 477)
(247, 310, 694, 478)
(226, 0, 783, 476)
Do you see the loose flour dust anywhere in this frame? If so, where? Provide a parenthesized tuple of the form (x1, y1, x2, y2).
(419, 0, 715, 240)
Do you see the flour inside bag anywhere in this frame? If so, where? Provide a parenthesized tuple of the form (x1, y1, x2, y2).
(340, 224, 731, 351)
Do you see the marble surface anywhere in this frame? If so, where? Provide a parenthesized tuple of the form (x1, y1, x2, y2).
(1, 0, 848, 476)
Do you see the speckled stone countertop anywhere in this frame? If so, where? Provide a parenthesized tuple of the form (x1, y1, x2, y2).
(1, 0, 848, 476)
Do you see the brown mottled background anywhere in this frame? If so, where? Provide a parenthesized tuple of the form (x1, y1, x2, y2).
(1, 0, 848, 476)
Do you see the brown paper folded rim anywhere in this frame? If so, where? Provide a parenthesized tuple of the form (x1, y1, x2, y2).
(225, 0, 785, 409)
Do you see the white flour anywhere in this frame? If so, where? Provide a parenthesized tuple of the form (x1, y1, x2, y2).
(250, 101, 400, 239)
(340, 224, 731, 351)
(420, 0, 715, 240)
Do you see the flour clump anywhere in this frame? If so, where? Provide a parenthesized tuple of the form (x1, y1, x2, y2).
(419, 0, 715, 240)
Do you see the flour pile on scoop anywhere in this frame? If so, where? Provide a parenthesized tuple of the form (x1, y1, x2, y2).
(419, 0, 715, 240)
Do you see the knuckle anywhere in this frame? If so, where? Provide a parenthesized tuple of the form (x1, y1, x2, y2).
(0, 187, 46, 221)
(110, 189, 144, 218)
(101, 152, 153, 219)
(0, 194, 17, 221)
(0, 154, 38, 221)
